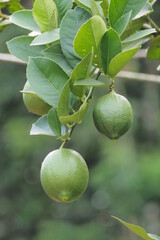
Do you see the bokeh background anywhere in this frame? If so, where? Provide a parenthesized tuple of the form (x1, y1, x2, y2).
(0, 1, 160, 239)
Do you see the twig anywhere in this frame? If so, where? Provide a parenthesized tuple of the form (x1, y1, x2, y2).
(0, 53, 25, 64)
(117, 71, 160, 84)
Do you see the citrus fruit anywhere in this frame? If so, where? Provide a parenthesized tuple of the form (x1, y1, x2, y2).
(93, 90, 133, 140)
(40, 148, 89, 203)
(22, 81, 51, 115)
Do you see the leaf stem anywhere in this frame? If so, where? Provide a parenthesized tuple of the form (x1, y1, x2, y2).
(147, 16, 160, 33)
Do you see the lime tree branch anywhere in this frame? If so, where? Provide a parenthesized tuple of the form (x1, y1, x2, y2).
(0, 53, 160, 83)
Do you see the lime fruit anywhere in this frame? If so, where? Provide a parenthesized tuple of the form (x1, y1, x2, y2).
(93, 90, 133, 140)
(22, 81, 51, 115)
(40, 148, 89, 203)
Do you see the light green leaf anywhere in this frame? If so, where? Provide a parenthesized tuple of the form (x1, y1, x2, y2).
(100, 0, 109, 18)
(74, 0, 92, 11)
(10, 10, 40, 32)
(26, 57, 69, 107)
(43, 43, 73, 75)
(60, 6, 91, 68)
(109, 0, 148, 24)
(147, 36, 160, 60)
(134, 2, 153, 19)
(123, 37, 150, 50)
(89, 0, 101, 16)
(122, 29, 156, 43)
(53, 0, 72, 25)
(71, 50, 93, 97)
(112, 11, 132, 36)
(30, 115, 54, 136)
(100, 28, 122, 74)
(108, 46, 140, 78)
(33, 0, 58, 32)
(7, 36, 45, 62)
(148, 234, 160, 240)
(74, 78, 106, 87)
(57, 80, 70, 118)
(30, 28, 59, 46)
(74, 15, 107, 69)
(112, 216, 154, 240)
(47, 107, 61, 137)
(60, 101, 88, 124)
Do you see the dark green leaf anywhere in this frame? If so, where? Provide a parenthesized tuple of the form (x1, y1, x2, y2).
(111, 11, 132, 36)
(7, 36, 45, 62)
(30, 28, 60, 46)
(100, 28, 122, 74)
(60, 6, 92, 68)
(43, 43, 73, 75)
(53, 0, 72, 25)
(48, 107, 61, 137)
(57, 80, 70, 118)
(30, 115, 54, 136)
(10, 10, 40, 32)
(26, 57, 69, 107)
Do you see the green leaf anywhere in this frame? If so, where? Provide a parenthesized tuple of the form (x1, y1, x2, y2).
(30, 28, 59, 46)
(10, 10, 40, 32)
(109, 0, 148, 24)
(7, 36, 45, 62)
(33, 0, 58, 32)
(147, 36, 160, 60)
(8, 0, 23, 13)
(43, 43, 73, 75)
(60, 6, 91, 68)
(122, 29, 156, 43)
(60, 101, 88, 124)
(53, 0, 72, 25)
(100, 0, 109, 18)
(74, 0, 92, 11)
(47, 107, 61, 137)
(89, 0, 101, 16)
(134, 2, 153, 19)
(57, 80, 70, 119)
(148, 234, 160, 240)
(74, 15, 107, 69)
(26, 57, 69, 107)
(121, 18, 145, 40)
(111, 11, 132, 36)
(100, 28, 122, 74)
(74, 78, 106, 87)
(123, 37, 150, 50)
(30, 115, 54, 136)
(108, 46, 140, 78)
(71, 50, 93, 97)
(112, 216, 154, 240)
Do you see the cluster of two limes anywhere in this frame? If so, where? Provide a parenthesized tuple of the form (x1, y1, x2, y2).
(22, 81, 133, 203)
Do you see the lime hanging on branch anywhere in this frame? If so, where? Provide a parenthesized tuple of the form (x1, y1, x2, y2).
(41, 148, 89, 203)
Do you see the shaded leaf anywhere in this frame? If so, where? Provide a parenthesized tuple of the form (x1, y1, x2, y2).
(74, 78, 106, 87)
(147, 36, 160, 60)
(60, 6, 91, 68)
(26, 57, 69, 107)
(7, 36, 45, 62)
(122, 29, 156, 43)
(57, 80, 70, 118)
(30, 28, 60, 46)
(53, 0, 72, 25)
(10, 10, 40, 32)
(48, 107, 61, 137)
(134, 2, 153, 20)
(43, 43, 72, 75)
(30, 115, 54, 136)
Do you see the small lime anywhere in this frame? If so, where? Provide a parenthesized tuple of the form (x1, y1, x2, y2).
(93, 90, 133, 140)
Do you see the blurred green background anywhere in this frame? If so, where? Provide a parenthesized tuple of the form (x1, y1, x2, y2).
(0, 1, 160, 239)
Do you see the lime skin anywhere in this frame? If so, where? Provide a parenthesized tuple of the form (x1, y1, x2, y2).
(40, 148, 89, 203)
(93, 90, 133, 140)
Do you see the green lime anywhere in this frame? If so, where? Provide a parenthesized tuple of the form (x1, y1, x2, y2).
(93, 90, 133, 140)
(22, 81, 51, 115)
(40, 148, 89, 203)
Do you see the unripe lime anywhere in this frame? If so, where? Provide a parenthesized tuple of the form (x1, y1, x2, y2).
(93, 90, 133, 140)
(22, 81, 51, 115)
(40, 148, 89, 203)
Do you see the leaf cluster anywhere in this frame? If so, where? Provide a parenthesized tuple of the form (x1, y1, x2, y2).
(6, 0, 158, 140)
